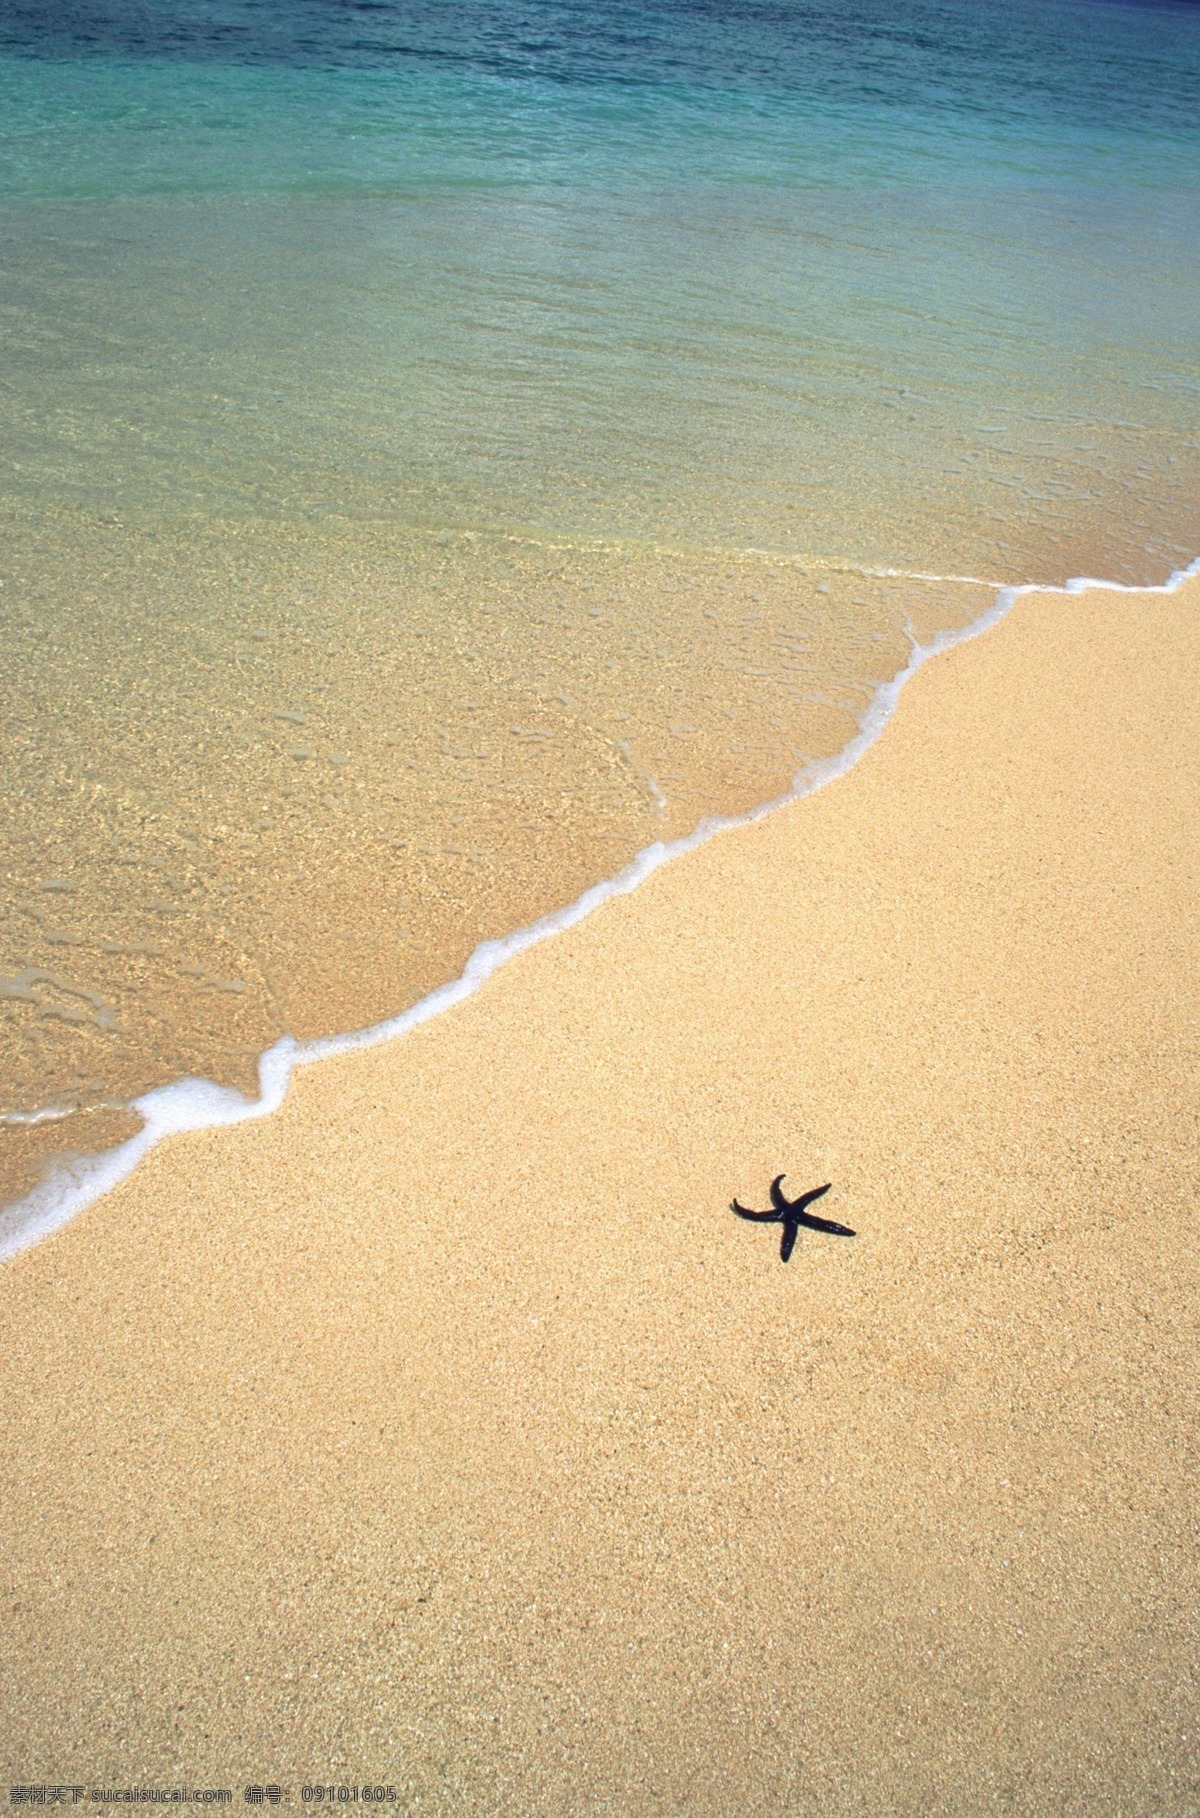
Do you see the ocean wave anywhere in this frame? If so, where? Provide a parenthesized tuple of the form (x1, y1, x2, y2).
(4, 552, 1195, 1264)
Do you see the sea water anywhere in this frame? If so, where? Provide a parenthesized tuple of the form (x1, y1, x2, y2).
(1, 0, 1198, 1205)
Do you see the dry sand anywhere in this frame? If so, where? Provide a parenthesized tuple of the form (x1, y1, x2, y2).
(2, 575, 1198, 1813)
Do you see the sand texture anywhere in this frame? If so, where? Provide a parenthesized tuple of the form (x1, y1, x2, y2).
(2, 576, 1198, 1813)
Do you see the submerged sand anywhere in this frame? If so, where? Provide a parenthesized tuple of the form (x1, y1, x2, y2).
(0, 515, 998, 1213)
(1, 574, 1198, 1812)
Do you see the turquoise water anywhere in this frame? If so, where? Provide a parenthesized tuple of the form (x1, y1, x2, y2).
(1, 0, 1198, 1190)
(2, 0, 1199, 565)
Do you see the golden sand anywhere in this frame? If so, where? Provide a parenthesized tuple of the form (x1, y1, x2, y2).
(1, 574, 1198, 1811)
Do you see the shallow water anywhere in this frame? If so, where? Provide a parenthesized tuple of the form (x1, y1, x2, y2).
(2, 0, 1199, 1203)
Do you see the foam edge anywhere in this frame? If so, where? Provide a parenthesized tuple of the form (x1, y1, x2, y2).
(2, 556, 1197, 1264)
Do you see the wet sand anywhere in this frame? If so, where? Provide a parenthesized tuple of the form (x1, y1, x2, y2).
(0, 511, 998, 1212)
(1, 572, 1198, 1812)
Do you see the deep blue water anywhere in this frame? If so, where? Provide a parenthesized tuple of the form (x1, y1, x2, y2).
(2, 0, 1199, 200)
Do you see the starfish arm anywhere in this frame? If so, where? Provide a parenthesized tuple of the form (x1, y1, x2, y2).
(769, 1175, 791, 1213)
(796, 1211, 856, 1237)
(797, 1182, 832, 1211)
(731, 1199, 780, 1223)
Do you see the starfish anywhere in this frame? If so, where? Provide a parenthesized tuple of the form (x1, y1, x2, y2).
(731, 1175, 855, 1261)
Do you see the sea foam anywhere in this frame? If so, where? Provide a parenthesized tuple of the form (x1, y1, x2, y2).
(2, 557, 1196, 1265)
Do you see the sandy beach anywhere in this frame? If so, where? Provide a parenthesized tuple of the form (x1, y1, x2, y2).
(2, 572, 1198, 1811)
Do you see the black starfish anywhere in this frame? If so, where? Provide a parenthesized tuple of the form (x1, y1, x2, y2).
(731, 1176, 855, 1262)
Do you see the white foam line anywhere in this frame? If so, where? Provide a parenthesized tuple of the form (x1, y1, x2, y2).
(3, 556, 1197, 1265)
(865, 565, 1012, 588)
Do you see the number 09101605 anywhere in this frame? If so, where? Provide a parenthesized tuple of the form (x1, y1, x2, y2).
(301, 1791, 397, 1805)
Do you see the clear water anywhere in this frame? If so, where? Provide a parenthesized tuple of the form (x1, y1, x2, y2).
(2, 0, 1199, 1199)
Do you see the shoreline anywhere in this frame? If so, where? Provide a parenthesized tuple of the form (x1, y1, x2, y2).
(3, 554, 1195, 1266)
(2, 559, 1199, 1800)
(0, 530, 1007, 1221)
